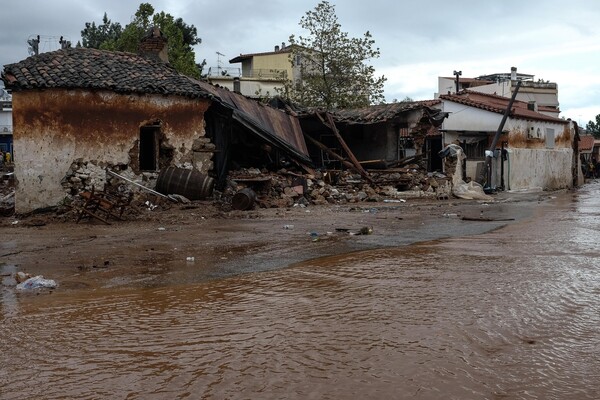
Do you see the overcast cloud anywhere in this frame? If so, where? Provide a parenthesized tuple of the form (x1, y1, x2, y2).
(2, 0, 600, 124)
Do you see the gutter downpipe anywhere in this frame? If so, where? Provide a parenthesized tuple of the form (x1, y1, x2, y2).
(483, 79, 522, 191)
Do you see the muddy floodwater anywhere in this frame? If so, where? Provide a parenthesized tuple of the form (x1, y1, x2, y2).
(2, 183, 600, 399)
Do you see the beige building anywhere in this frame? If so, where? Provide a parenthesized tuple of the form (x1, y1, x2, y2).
(207, 43, 298, 98)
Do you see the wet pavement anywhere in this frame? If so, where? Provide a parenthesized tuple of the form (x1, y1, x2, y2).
(1, 182, 599, 399)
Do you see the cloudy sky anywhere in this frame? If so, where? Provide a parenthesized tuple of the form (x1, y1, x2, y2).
(2, 0, 600, 124)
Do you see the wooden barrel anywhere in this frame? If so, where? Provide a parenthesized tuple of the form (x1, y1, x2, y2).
(156, 167, 214, 200)
(231, 188, 256, 210)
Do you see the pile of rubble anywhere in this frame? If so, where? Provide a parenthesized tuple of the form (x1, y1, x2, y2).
(1, 159, 452, 221)
(1, 162, 15, 216)
(221, 164, 450, 210)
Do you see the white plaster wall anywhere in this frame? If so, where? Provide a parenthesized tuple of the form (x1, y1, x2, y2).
(208, 77, 282, 98)
(469, 81, 512, 97)
(437, 77, 455, 96)
(15, 130, 79, 212)
(441, 102, 503, 132)
(505, 148, 573, 190)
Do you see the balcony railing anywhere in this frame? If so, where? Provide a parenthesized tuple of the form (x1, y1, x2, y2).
(207, 67, 241, 78)
(207, 67, 288, 80)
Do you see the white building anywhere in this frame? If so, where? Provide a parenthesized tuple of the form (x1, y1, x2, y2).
(436, 90, 577, 191)
(437, 67, 560, 119)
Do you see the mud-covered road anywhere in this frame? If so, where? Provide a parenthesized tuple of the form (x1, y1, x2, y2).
(1, 190, 540, 290)
(3, 185, 598, 399)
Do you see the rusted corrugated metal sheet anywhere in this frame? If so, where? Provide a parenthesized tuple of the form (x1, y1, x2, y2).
(196, 81, 309, 162)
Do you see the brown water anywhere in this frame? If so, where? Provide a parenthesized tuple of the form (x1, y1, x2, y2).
(1, 183, 599, 399)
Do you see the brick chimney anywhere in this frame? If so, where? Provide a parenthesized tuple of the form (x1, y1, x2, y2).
(139, 26, 169, 63)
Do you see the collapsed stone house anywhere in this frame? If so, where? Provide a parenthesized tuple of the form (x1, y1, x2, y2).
(1, 28, 311, 213)
(291, 101, 448, 173)
(328, 101, 447, 171)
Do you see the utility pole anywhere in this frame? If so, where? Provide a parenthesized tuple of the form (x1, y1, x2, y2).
(27, 35, 40, 56)
(480, 79, 522, 190)
(453, 70, 462, 93)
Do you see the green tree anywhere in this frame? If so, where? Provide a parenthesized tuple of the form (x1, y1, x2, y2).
(586, 114, 600, 138)
(81, 3, 202, 79)
(81, 12, 123, 50)
(112, 3, 154, 53)
(285, 1, 386, 110)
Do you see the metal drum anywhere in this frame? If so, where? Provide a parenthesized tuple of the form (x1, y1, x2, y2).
(231, 188, 256, 210)
(156, 167, 214, 200)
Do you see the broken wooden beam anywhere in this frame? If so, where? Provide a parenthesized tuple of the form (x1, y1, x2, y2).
(303, 132, 356, 171)
(318, 112, 373, 183)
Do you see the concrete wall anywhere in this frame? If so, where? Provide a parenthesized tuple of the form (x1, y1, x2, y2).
(208, 76, 282, 98)
(12, 88, 210, 213)
(441, 102, 504, 132)
(505, 148, 573, 190)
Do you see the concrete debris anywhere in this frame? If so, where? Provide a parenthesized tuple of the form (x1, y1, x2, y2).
(219, 164, 450, 210)
(2, 156, 463, 223)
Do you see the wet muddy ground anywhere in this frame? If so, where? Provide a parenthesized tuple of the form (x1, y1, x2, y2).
(1, 191, 540, 291)
(2, 185, 598, 399)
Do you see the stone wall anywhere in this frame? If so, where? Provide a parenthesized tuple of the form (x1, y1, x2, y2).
(12, 88, 211, 213)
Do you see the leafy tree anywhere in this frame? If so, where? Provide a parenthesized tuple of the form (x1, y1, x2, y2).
(112, 3, 154, 53)
(81, 13, 123, 50)
(285, 1, 386, 110)
(81, 3, 202, 79)
(586, 114, 600, 138)
(152, 11, 201, 78)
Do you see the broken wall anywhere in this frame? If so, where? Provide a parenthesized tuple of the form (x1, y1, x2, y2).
(503, 121, 574, 190)
(12, 88, 210, 213)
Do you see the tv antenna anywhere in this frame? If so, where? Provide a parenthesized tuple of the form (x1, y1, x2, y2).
(216, 51, 225, 74)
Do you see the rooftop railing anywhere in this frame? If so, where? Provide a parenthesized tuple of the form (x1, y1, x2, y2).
(207, 67, 287, 80)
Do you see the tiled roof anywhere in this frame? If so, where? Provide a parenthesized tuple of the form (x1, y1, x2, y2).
(332, 100, 442, 123)
(439, 90, 566, 124)
(1, 48, 212, 99)
(579, 135, 595, 151)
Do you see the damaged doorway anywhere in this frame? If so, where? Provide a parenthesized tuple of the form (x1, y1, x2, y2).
(139, 125, 160, 171)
